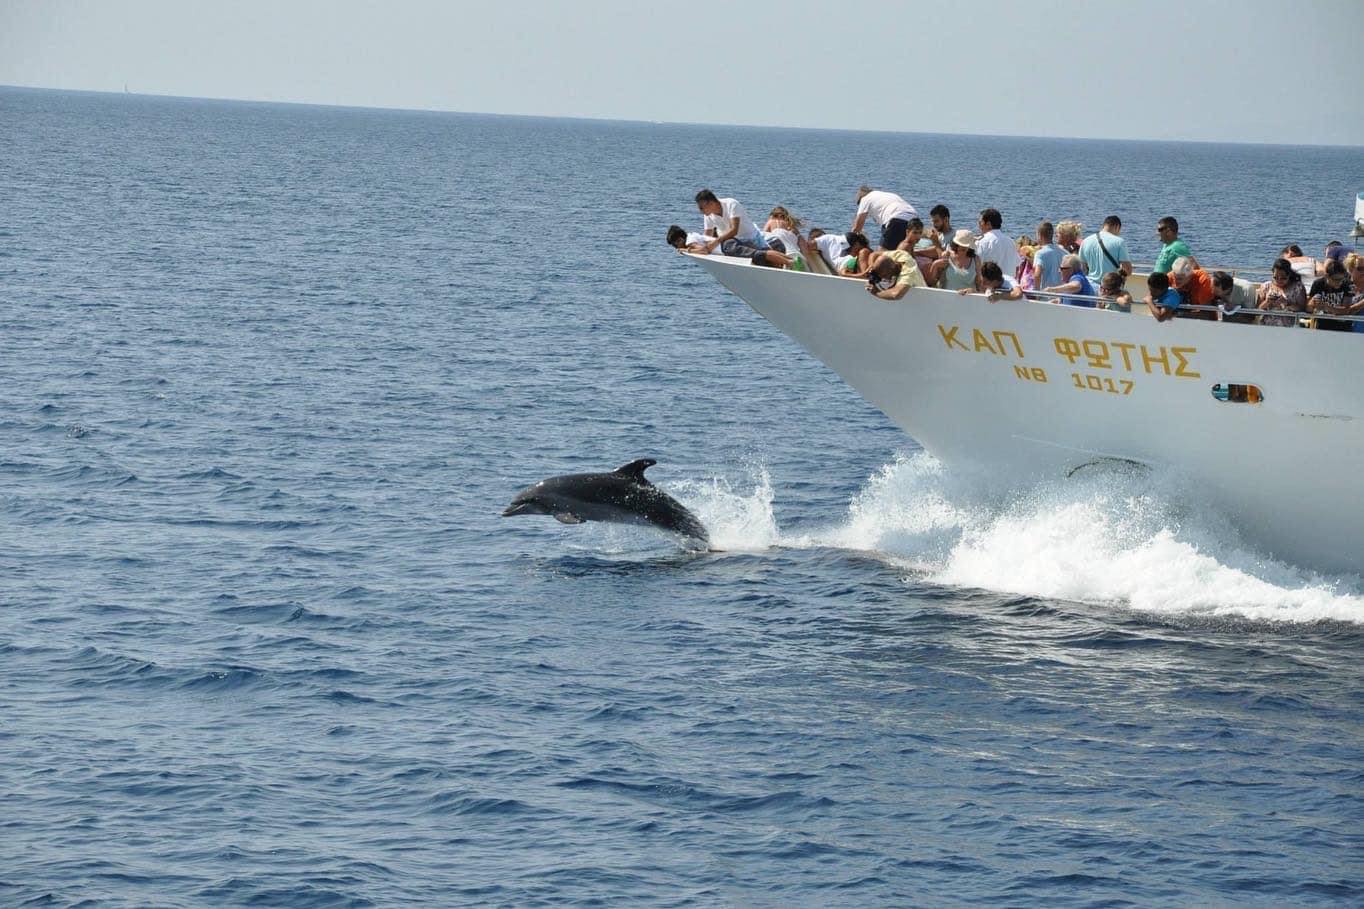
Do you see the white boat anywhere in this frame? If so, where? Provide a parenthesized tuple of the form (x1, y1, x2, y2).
(687, 253, 1363, 575)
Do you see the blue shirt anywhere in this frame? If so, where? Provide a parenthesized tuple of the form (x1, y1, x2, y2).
(1062, 273, 1097, 307)
(1033, 243, 1064, 289)
(1079, 231, 1130, 283)
(1155, 288, 1182, 312)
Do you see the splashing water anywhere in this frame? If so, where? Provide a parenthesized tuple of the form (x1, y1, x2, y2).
(676, 453, 1364, 624)
(671, 468, 779, 552)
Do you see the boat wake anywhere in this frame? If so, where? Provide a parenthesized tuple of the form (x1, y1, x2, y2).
(675, 453, 1364, 625)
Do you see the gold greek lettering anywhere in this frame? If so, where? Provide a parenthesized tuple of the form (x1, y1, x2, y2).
(938, 324, 968, 351)
(1172, 347, 1201, 378)
(1082, 340, 1111, 370)
(972, 328, 999, 355)
(1030, 367, 1048, 383)
(1140, 344, 1171, 375)
(1111, 341, 1137, 371)
(993, 331, 1025, 358)
(1053, 337, 1081, 364)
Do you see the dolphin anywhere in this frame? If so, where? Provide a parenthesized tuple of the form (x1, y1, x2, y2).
(502, 458, 710, 547)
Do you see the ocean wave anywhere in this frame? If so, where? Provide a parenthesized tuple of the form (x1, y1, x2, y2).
(679, 453, 1364, 624)
(211, 601, 350, 626)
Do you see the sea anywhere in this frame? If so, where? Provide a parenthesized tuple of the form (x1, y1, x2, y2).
(1, 85, 1361, 908)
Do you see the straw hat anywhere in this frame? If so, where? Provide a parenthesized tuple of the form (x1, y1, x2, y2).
(951, 228, 977, 250)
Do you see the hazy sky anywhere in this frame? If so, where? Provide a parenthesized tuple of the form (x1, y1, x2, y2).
(3, 0, 1362, 146)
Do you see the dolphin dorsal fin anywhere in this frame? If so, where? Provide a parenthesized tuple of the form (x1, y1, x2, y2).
(614, 458, 657, 484)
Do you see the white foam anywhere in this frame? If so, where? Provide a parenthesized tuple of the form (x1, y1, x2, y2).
(671, 467, 779, 552)
(681, 453, 1364, 625)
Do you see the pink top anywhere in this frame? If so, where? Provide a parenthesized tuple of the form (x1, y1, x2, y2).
(1256, 280, 1306, 327)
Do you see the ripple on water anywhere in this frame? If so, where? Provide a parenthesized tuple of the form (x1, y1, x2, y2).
(1, 88, 1360, 908)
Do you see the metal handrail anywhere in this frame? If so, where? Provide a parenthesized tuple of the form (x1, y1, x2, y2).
(1150, 301, 1364, 324)
(1131, 261, 1276, 278)
(749, 256, 1363, 324)
(1025, 289, 1129, 308)
(1020, 288, 1364, 324)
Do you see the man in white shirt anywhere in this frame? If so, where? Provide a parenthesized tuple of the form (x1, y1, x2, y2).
(1211, 269, 1258, 323)
(1079, 215, 1133, 285)
(693, 189, 792, 267)
(851, 186, 919, 251)
(974, 208, 1021, 278)
(667, 225, 725, 256)
(804, 228, 850, 272)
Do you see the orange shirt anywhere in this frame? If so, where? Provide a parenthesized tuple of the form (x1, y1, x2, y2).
(1181, 269, 1214, 308)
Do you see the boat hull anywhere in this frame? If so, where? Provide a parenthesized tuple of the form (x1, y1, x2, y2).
(692, 255, 1363, 575)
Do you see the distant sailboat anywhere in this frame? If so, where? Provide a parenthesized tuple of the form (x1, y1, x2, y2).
(123, 83, 130, 94)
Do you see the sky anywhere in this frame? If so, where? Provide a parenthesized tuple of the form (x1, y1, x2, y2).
(2, 0, 1362, 147)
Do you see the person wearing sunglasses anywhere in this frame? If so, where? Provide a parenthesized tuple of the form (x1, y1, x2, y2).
(1256, 258, 1307, 327)
(1152, 216, 1194, 275)
(935, 230, 980, 291)
(1041, 254, 1097, 307)
(1307, 257, 1356, 331)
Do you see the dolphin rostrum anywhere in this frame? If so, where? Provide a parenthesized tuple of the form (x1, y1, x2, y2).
(502, 458, 710, 547)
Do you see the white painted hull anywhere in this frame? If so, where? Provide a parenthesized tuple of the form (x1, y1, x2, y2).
(691, 254, 1363, 575)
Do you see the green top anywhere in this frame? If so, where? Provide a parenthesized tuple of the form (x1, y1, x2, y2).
(1153, 238, 1193, 274)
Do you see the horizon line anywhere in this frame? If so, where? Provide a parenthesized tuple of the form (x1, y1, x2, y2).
(4, 82, 1363, 152)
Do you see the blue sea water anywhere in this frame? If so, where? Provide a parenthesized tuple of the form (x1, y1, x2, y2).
(1, 85, 1362, 908)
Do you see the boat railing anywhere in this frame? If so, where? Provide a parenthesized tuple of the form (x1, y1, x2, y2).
(703, 253, 1362, 326)
(1024, 289, 1128, 308)
(1131, 261, 1276, 280)
(1159, 301, 1364, 325)
(1019, 288, 1364, 326)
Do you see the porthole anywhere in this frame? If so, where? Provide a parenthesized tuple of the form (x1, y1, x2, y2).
(1211, 383, 1263, 403)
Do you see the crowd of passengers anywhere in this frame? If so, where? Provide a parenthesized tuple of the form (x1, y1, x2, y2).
(667, 187, 1364, 331)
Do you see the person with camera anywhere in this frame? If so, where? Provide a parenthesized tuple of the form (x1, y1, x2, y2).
(865, 249, 927, 300)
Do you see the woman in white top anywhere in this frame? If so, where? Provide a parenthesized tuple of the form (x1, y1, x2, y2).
(763, 206, 808, 269)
